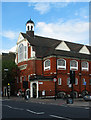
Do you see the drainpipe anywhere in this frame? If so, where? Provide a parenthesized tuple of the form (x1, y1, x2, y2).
(79, 59, 81, 97)
(42, 57, 44, 77)
(54, 55, 57, 100)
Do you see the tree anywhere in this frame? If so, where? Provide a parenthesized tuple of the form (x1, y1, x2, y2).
(2, 59, 20, 95)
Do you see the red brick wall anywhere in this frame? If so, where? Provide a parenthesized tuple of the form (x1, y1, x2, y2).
(17, 56, 91, 96)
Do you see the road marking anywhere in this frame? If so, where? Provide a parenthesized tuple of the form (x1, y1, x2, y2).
(50, 115, 72, 120)
(3, 105, 24, 110)
(11, 107, 24, 110)
(3, 105, 12, 108)
(85, 107, 89, 110)
(26, 109, 45, 115)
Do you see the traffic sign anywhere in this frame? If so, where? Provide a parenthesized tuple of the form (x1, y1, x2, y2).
(53, 78, 57, 82)
(83, 82, 86, 85)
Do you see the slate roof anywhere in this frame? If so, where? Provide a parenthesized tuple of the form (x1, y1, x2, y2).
(21, 32, 91, 60)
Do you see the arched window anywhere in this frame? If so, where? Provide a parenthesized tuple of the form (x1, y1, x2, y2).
(57, 59, 66, 69)
(28, 26, 29, 31)
(31, 26, 33, 31)
(70, 60, 78, 70)
(18, 44, 24, 62)
(44, 59, 50, 71)
(82, 61, 89, 71)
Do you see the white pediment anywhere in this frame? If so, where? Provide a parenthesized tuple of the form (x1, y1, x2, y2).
(79, 45, 90, 55)
(55, 41, 70, 51)
(17, 33, 24, 44)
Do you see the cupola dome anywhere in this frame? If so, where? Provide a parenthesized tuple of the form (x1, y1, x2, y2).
(26, 18, 34, 37)
(26, 18, 34, 25)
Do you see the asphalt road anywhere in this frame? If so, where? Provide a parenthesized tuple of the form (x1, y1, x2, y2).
(2, 99, 91, 120)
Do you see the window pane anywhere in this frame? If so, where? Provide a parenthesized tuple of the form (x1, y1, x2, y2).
(58, 78, 62, 85)
(45, 60, 50, 67)
(75, 78, 78, 85)
(18, 44, 24, 62)
(90, 79, 91, 85)
(70, 60, 77, 67)
(67, 78, 70, 85)
(82, 78, 85, 85)
(82, 62, 88, 68)
(58, 59, 65, 66)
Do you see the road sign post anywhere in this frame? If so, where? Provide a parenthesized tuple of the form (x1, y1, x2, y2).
(70, 70, 75, 103)
(53, 78, 57, 100)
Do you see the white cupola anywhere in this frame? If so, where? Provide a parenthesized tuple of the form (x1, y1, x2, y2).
(26, 18, 34, 31)
(26, 18, 35, 37)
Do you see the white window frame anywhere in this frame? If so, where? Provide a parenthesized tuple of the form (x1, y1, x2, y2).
(67, 77, 70, 85)
(82, 61, 89, 71)
(58, 78, 62, 85)
(57, 59, 66, 70)
(44, 59, 51, 71)
(75, 78, 78, 85)
(70, 60, 78, 70)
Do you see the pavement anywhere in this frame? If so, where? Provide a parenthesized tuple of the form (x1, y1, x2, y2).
(1, 96, 91, 108)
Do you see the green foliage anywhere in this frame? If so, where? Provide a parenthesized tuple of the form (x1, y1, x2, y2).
(2, 60, 19, 86)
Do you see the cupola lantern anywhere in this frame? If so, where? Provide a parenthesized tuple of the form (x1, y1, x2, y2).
(26, 18, 34, 37)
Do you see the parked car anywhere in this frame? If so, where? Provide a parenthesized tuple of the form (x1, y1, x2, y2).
(83, 95, 91, 101)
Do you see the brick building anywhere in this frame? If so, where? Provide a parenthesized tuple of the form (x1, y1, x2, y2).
(15, 18, 91, 98)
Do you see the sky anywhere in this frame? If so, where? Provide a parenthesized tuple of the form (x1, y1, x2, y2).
(1, 1, 90, 53)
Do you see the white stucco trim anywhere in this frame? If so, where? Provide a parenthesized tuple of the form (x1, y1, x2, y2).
(17, 33, 24, 44)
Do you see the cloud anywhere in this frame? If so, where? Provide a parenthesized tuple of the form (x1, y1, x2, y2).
(28, 2, 69, 14)
(1, 45, 17, 54)
(1, 30, 19, 40)
(9, 45, 16, 53)
(35, 19, 89, 45)
(34, 3, 50, 14)
(75, 8, 89, 19)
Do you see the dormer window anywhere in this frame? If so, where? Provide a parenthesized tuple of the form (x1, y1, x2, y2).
(70, 60, 78, 70)
(82, 61, 89, 71)
(44, 59, 50, 71)
(57, 59, 66, 70)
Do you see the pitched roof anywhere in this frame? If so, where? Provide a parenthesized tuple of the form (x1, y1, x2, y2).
(21, 32, 91, 60)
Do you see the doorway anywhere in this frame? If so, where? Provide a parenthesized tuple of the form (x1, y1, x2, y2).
(32, 83, 37, 98)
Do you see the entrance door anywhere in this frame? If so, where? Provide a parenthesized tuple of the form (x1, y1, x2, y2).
(32, 83, 37, 98)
